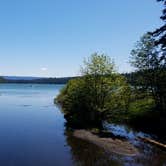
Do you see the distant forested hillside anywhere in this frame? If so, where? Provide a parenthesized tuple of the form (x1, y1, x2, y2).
(0, 76, 78, 84)
(0, 77, 6, 83)
(2, 71, 164, 85)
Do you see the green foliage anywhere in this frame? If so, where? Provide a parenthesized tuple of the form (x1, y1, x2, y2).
(130, 33, 166, 112)
(107, 95, 156, 124)
(81, 53, 115, 75)
(130, 33, 160, 70)
(56, 53, 131, 128)
(128, 98, 155, 118)
(126, 97, 166, 133)
(151, 0, 166, 49)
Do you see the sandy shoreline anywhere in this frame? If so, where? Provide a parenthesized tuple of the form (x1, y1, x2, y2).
(73, 130, 139, 156)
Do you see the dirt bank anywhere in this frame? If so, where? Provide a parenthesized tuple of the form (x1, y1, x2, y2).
(73, 130, 139, 156)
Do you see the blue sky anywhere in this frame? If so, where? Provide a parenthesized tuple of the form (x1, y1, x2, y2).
(0, 0, 163, 77)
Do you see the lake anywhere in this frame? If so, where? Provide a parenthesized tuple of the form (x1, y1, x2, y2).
(0, 83, 165, 166)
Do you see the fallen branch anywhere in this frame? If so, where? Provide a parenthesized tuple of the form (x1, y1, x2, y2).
(138, 136, 166, 150)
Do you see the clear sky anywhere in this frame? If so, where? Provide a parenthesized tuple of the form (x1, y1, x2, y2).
(0, 0, 163, 77)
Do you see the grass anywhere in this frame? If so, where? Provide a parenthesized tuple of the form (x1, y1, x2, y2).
(128, 97, 155, 119)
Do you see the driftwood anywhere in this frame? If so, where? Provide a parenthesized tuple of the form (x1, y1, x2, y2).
(138, 136, 166, 150)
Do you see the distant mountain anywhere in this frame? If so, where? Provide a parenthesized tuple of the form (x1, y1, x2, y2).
(3, 76, 44, 80)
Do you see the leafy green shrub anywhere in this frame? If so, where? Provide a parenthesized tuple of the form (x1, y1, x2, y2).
(56, 53, 131, 128)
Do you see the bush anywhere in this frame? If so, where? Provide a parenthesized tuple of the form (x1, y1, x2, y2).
(56, 53, 131, 129)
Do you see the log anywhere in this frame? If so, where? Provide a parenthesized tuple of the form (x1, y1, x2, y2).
(138, 136, 166, 150)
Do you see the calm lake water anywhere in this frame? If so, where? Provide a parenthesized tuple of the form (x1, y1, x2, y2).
(0, 83, 165, 166)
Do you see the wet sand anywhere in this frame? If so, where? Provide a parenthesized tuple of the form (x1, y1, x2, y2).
(73, 130, 139, 156)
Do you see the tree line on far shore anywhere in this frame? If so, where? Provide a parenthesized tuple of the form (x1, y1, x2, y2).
(0, 76, 77, 84)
